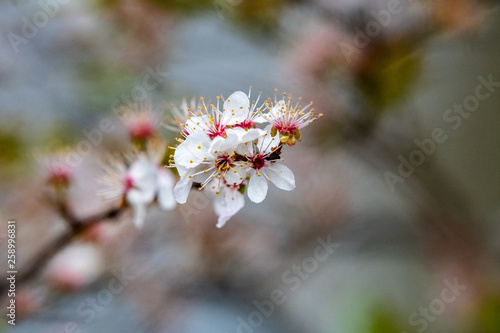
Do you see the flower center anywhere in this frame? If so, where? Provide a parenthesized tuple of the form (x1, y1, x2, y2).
(129, 121, 155, 141)
(215, 155, 233, 173)
(208, 123, 227, 139)
(234, 119, 256, 130)
(250, 154, 266, 170)
(47, 166, 72, 186)
(274, 121, 298, 137)
(124, 174, 135, 192)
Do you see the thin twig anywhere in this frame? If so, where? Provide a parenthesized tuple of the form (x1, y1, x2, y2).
(0, 205, 125, 296)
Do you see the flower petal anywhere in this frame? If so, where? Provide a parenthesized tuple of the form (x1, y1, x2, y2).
(257, 128, 280, 155)
(235, 143, 250, 156)
(185, 115, 210, 134)
(176, 164, 189, 178)
(265, 164, 295, 191)
(130, 201, 148, 228)
(128, 156, 157, 202)
(229, 127, 266, 144)
(240, 128, 267, 143)
(126, 187, 152, 228)
(157, 168, 176, 210)
(253, 115, 269, 123)
(247, 170, 268, 203)
(270, 100, 286, 118)
(209, 130, 241, 154)
(214, 187, 245, 228)
(173, 173, 194, 204)
(224, 164, 247, 186)
(222, 91, 249, 125)
(174, 132, 211, 168)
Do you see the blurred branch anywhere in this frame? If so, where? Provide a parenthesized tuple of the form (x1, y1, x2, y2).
(0, 204, 125, 296)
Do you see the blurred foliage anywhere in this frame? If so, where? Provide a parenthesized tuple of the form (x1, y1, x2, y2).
(228, 0, 285, 33)
(40, 121, 83, 148)
(368, 308, 405, 333)
(0, 129, 23, 176)
(356, 42, 421, 111)
(99, 0, 286, 33)
(468, 295, 500, 333)
(76, 62, 135, 116)
(101, 0, 215, 12)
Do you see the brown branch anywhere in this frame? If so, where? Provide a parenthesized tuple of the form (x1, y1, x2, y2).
(0, 205, 126, 296)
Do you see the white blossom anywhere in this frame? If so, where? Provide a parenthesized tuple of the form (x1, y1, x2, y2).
(99, 140, 176, 227)
(262, 93, 323, 146)
(118, 102, 160, 142)
(169, 89, 321, 226)
(173, 130, 247, 204)
(243, 128, 296, 203)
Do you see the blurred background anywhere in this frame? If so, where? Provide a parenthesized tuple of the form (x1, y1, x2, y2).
(1, 0, 500, 332)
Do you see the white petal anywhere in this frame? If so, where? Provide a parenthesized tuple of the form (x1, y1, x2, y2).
(129, 156, 155, 182)
(224, 164, 248, 186)
(247, 170, 268, 203)
(264, 164, 295, 191)
(128, 156, 157, 202)
(173, 173, 194, 204)
(235, 143, 250, 156)
(176, 164, 188, 178)
(174, 133, 211, 168)
(257, 129, 280, 155)
(240, 128, 267, 143)
(209, 130, 240, 154)
(131, 201, 148, 228)
(185, 115, 210, 134)
(157, 169, 176, 210)
(270, 100, 286, 118)
(253, 115, 269, 123)
(173, 140, 196, 168)
(214, 187, 245, 228)
(222, 91, 249, 125)
(127, 188, 150, 205)
(229, 127, 266, 144)
(229, 127, 247, 140)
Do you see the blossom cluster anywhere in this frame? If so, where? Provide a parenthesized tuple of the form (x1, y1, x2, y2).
(98, 106, 176, 227)
(39, 90, 321, 229)
(170, 90, 322, 227)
